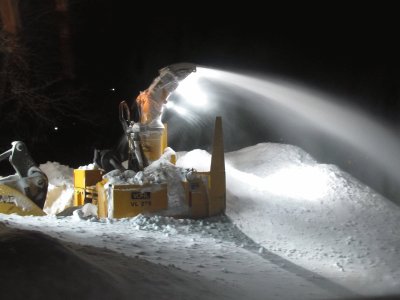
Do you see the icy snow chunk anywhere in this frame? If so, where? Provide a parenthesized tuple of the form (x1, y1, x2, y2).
(43, 184, 74, 215)
(40, 162, 74, 215)
(82, 203, 98, 217)
(78, 163, 97, 170)
(133, 171, 144, 184)
(72, 203, 98, 220)
(103, 169, 125, 187)
(123, 169, 136, 178)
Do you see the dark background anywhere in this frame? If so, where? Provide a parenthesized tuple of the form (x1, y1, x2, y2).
(1, 2, 399, 201)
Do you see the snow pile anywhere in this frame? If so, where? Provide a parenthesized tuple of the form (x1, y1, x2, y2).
(102, 162, 186, 187)
(40, 161, 74, 215)
(102, 147, 187, 187)
(2, 142, 400, 299)
(176, 149, 211, 171)
(171, 142, 400, 296)
(225, 143, 316, 177)
(225, 143, 400, 295)
(40, 161, 74, 186)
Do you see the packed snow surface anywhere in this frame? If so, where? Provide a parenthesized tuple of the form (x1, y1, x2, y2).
(1, 142, 400, 299)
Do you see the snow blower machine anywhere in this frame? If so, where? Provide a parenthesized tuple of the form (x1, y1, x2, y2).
(0, 63, 226, 219)
(74, 62, 226, 219)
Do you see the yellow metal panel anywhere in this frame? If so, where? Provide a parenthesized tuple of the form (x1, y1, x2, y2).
(96, 181, 108, 218)
(140, 131, 163, 162)
(209, 116, 226, 216)
(73, 169, 103, 189)
(208, 170, 226, 216)
(85, 185, 98, 205)
(189, 177, 208, 219)
(111, 184, 168, 218)
(73, 169, 103, 205)
(73, 188, 85, 206)
(73, 169, 86, 188)
(182, 181, 190, 207)
(162, 123, 168, 152)
(0, 184, 45, 216)
(190, 191, 208, 219)
(0, 203, 43, 216)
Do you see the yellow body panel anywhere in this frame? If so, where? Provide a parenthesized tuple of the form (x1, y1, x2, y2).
(96, 181, 108, 218)
(73, 116, 226, 220)
(184, 179, 209, 219)
(161, 123, 168, 154)
(112, 184, 168, 218)
(74, 188, 85, 206)
(74, 169, 103, 188)
(0, 184, 45, 216)
(140, 131, 164, 162)
(73, 169, 103, 206)
(208, 116, 226, 216)
(97, 182, 168, 218)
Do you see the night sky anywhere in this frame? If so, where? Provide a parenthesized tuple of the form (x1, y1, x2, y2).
(1, 3, 399, 199)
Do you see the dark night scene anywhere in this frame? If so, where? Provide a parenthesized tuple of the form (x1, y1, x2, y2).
(1, 1, 400, 299)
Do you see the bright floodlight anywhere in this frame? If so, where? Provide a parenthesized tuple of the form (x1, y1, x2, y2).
(165, 101, 188, 116)
(165, 101, 175, 109)
(174, 105, 189, 116)
(175, 72, 208, 107)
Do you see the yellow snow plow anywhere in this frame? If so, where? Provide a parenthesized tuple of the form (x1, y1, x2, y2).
(74, 116, 226, 219)
(0, 63, 226, 219)
(0, 141, 47, 216)
(75, 63, 226, 219)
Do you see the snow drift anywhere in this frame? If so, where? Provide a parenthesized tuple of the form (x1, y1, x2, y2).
(1, 142, 400, 299)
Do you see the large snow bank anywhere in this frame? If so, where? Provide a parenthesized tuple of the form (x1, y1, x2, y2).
(225, 143, 400, 296)
(5, 142, 399, 298)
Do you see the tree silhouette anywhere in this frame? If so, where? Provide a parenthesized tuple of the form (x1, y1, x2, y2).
(0, 0, 94, 145)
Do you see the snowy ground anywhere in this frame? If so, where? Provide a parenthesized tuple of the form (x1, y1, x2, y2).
(1, 143, 400, 299)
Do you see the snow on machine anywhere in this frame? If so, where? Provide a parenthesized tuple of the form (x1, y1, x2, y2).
(0, 63, 226, 219)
